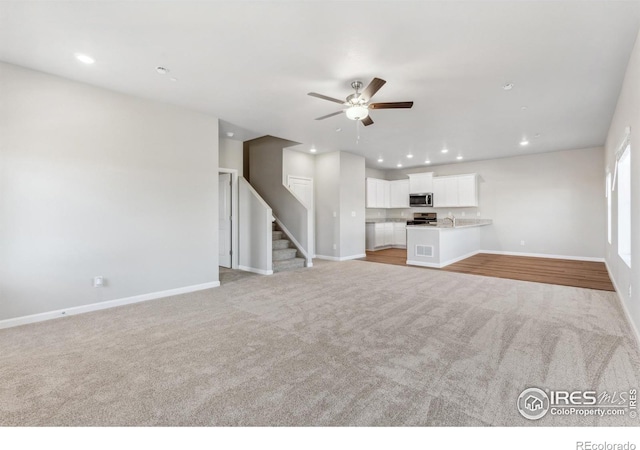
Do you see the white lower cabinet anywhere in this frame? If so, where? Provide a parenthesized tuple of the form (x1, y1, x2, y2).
(366, 222, 407, 250)
(393, 223, 407, 247)
(383, 223, 394, 246)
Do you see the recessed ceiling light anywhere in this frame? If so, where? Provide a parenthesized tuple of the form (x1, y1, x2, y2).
(502, 82, 514, 91)
(425, 160, 431, 164)
(226, 132, 234, 138)
(520, 139, 530, 146)
(75, 53, 95, 65)
(406, 154, 413, 159)
(397, 163, 403, 168)
(441, 148, 449, 154)
(377, 158, 384, 163)
(456, 156, 463, 160)
(156, 66, 169, 75)
(534, 133, 541, 138)
(170, 77, 178, 82)
(310, 148, 317, 153)
(521, 106, 528, 111)
(336, 127, 342, 132)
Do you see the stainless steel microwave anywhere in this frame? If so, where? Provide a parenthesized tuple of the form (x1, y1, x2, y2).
(409, 193, 433, 207)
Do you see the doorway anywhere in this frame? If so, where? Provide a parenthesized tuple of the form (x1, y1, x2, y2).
(287, 175, 314, 257)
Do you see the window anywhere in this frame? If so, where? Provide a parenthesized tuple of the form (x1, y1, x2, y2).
(606, 172, 612, 245)
(617, 143, 631, 267)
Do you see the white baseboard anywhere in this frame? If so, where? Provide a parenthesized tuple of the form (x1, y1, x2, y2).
(605, 261, 640, 350)
(0, 281, 220, 330)
(315, 254, 366, 262)
(238, 265, 273, 276)
(480, 250, 605, 262)
(406, 259, 441, 268)
(440, 251, 481, 267)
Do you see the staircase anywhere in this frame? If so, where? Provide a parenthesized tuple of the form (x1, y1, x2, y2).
(272, 222, 305, 273)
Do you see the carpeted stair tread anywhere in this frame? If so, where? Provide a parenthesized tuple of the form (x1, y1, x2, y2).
(272, 248, 297, 261)
(272, 257, 305, 272)
(272, 239, 291, 250)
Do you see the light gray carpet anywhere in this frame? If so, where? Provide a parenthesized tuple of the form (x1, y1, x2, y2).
(1, 260, 639, 426)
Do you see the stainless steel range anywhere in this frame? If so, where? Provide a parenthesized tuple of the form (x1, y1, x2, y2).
(406, 212, 437, 226)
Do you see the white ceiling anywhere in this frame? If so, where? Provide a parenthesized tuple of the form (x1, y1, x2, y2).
(1, 1, 639, 169)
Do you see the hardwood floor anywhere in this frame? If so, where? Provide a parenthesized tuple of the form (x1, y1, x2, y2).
(361, 248, 615, 291)
(362, 248, 408, 267)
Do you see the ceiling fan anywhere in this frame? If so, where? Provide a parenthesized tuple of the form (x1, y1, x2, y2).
(308, 78, 413, 126)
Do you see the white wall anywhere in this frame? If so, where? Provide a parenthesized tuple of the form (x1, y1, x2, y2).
(238, 178, 272, 274)
(283, 148, 315, 182)
(315, 152, 341, 258)
(219, 137, 243, 176)
(604, 28, 640, 338)
(315, 151, 365, 260)
(0, 62, 220, 321)
(382, 147, 605, 259)
(339, 152, 366, 258)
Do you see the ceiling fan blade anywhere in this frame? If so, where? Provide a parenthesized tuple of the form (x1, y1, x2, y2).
(315, 110, 344, 120)
(362, 78, 386, 101)
(369, 101, 414, 109)
(361, 116, 374, 126)
(308, 92, 346, 105)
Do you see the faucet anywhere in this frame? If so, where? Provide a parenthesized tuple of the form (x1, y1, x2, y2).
(443, 215, 456, 227)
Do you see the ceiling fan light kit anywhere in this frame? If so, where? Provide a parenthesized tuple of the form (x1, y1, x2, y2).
(308, 77, 413, 127)
(345, 105, 369, 120)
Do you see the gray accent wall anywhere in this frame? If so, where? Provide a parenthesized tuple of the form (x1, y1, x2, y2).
(0, 62, 220, 321)
(247, 136, 311, 258)
(604, 28, 640, 338)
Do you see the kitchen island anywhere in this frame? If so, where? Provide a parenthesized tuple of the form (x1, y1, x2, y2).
(406, 219, 492, 268)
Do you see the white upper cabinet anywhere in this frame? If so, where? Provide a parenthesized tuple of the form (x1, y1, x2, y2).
(456, 174, 478, 207)
(366, 178, 391, 208)
(366, 178, 377, 208)
(408, 172, 434, 194)
(432, 173, 478, 207)
(389, 179, 409, 208)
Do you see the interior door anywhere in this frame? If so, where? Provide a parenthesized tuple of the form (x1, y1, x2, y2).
(218, 172, 232, 268)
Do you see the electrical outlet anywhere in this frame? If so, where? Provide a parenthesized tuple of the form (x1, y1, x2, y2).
(629, 285, 632, 298)
(477, 212, 481, 217)
(332, 211, 337, 218)
(461, 211, 466, 217)
(520, 240, 525, 246)
(93, 276, 104, 288)
(332, 244, 337, 250)
(351, 211, 356, 217)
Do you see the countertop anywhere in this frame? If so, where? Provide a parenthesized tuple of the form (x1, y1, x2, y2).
(365, 218, 409, 224)
(406, 219, 492, 229)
